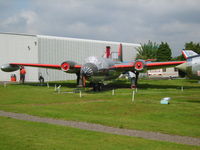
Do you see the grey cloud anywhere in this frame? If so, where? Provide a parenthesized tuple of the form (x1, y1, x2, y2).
(0, 0, 200, 56)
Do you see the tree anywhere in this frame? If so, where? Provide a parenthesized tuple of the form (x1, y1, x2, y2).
(157, 42, 172, 61)
(171, 55, 185, 61)
(185, 42, 200, 54)
(171, 41, 200, 61)
(136, 40, 159, 60)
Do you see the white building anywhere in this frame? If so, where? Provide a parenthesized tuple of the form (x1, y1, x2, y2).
(0, 33, 140, 82)
(148, 68, 179, 78)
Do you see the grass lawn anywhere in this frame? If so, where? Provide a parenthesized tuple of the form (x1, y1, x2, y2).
(0, 116, 199, 150)
(0, 79, 199, 138)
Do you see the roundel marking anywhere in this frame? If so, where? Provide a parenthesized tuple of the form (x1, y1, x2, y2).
(135, 61, 144, 70)
(61, 62, 70, 71)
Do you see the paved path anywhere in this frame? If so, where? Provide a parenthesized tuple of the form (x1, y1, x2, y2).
(0, 110, 199, 146)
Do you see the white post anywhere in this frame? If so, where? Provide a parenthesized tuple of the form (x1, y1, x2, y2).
(47, 82, 49, 88)
(4, 82, 6, 88)
(181, 86, 183, 92)
(80, 90, 82, 98)
(132, 91, 135, 103)
(57, 85, 61, 94)
(112, 89, 115, 95)
(135, 88, 138, 93)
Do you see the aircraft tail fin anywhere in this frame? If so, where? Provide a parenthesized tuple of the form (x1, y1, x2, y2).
(182, 50, 198, 59)
(118, 43, 123, 62)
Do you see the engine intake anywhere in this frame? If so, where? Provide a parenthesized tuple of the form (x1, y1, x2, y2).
(61, 61, 77, 72)
(134, 60, 146, 72)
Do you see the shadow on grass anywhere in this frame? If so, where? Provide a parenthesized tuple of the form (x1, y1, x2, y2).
(137, 83, 200, 89)
(187, 100, 200, 103)
(12, 79, 200, 92)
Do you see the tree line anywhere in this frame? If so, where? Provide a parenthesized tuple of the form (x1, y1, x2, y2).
(136, 41, 200, 61)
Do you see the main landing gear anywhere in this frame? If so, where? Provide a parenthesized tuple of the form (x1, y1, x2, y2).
(92, 83, 104, 91)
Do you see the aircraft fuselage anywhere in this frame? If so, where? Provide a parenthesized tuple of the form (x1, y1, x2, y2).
(81, 56, 123, 83)
(176, 55, 200, 79)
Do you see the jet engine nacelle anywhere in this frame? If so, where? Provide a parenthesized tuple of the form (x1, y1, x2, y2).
(178, 70, 187, 78)
(134, 60, 146, 72)
(61, 61, 77, 72)
(1, 64, 20, 72)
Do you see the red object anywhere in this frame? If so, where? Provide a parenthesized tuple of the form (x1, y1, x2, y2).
(20, 68, 26, 74)
(10, 63, 81, 70)
(146, 61, 186, 67)
(182, 51, 187, 59)
(111, 61, 186, 70)
(11, 63, 61, 68)
(131, 85, 137, 89)
(106, 46, 111, 58)
(118, 43, 122, 57)
(135, 61, 144, 70)
(61, 62, 70, 71)
(11, 75, 16, 82)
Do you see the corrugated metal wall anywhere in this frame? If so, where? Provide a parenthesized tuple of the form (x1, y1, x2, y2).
(0, 33, 140, 82)
(0, 33, 38, 81)
(37, 35, 140, 81)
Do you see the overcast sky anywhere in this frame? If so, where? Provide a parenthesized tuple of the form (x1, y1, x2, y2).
(0, 0, 200, 56)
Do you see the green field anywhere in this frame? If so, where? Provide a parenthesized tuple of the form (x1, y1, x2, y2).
(0, 117, 199, 150)
(0, 79, 200, 149)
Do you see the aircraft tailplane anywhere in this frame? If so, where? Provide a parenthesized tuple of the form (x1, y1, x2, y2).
(182, 50, 198, 59)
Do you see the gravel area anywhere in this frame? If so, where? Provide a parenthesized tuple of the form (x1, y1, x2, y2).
(0, 110, 199, 146)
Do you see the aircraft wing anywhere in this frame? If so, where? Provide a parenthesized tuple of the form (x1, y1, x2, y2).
(111, 60, 186, 72)
(146, 61, 186, 70)
(10, 63, 61, 69)
(1, 62, 81, 73)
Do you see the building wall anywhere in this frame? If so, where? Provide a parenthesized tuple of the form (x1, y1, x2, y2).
(0, 33, 38, 81)
(37, 35, 140, 81)
(0, 33, 140, 82)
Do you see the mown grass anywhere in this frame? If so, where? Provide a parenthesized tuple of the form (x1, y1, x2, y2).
(0, 79, 199, 138)
(0, 116, 199, 150)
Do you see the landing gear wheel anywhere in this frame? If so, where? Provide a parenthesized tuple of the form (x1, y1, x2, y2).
(92, 83, 104, 91)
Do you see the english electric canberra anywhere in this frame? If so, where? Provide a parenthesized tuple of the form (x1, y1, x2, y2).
(1, 44, 189, 91)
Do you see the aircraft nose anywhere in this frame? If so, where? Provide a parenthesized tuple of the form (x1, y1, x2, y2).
(81, 63, 98, 77)
(175, 62, 187, 72)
